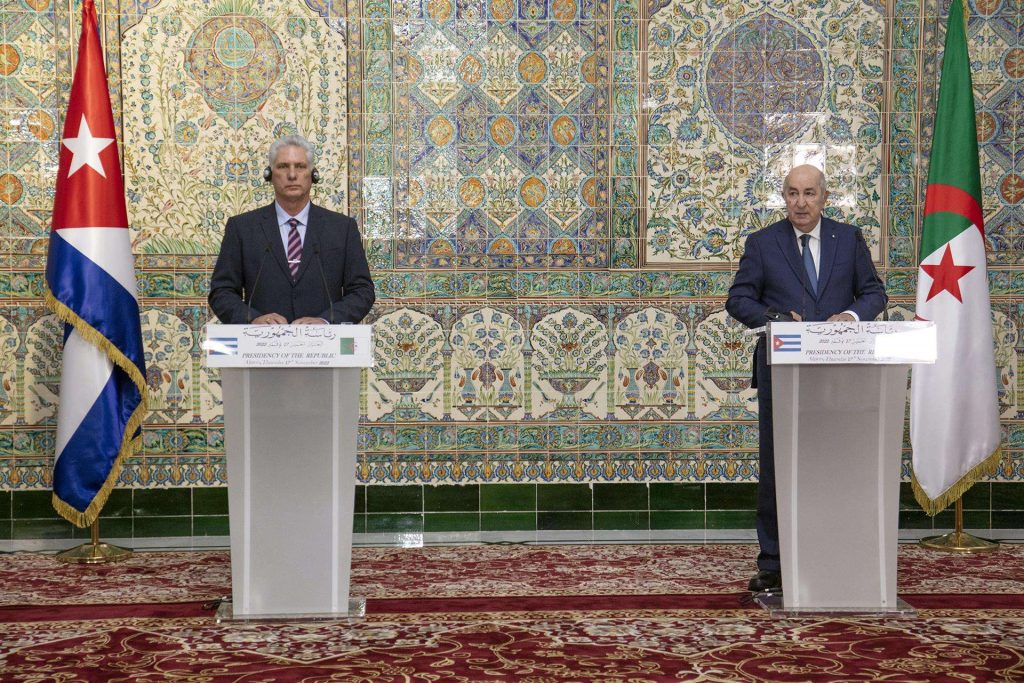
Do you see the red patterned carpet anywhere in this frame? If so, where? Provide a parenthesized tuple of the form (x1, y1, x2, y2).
(1, 543, 1023, 681)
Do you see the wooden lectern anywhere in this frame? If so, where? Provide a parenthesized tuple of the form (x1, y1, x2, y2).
(759, 321, 936, 615)
(205, 324, 373, 620)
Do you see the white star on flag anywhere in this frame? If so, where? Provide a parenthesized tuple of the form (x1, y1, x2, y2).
(62, 114, 114, 178)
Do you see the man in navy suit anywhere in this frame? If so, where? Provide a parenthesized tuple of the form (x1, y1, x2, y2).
(726, 164, 887, 592)
(209, 135, 375, 325)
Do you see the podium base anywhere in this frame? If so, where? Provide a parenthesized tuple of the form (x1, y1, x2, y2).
(919, 531, 999, 553)
(215, 598, 367, 623)
(754, 593, 916, 617)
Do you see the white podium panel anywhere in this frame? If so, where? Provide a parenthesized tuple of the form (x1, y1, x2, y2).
(772, 364, 907, 611)
(765, 321, 934, 614)
(207, 325, 372, 620)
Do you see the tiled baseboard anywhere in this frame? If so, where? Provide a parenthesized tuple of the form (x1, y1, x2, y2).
(1, 482, 1022, 540)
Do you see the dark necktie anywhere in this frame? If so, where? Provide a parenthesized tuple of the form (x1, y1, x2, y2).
(286, 218, 302, 280)
(800, 233, 817, 294)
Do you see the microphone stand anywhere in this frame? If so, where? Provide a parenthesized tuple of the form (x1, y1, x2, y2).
(314, 245, 335, 324)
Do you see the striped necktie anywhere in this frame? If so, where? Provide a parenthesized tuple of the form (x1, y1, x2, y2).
(286, 218, 302, 280)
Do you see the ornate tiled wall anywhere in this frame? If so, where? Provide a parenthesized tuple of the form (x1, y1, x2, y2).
(2, 0, 1024, 537)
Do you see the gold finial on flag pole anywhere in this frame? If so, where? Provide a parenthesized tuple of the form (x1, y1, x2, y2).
(55, 520, 132, 564)
(919, 498, 998, 552)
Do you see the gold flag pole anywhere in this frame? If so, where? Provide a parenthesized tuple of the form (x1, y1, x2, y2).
(55, 519, 132, 564)
(919, 498, 999, 552)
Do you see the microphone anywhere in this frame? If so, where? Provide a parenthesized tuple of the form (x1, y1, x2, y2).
(246, 245, 271, 323)
(313, 245, 335, 324)
(855, 229, 888, 321)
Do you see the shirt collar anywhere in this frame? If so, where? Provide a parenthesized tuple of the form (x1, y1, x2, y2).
(793, 219, 822, 242)
(275, 201, 311, 227)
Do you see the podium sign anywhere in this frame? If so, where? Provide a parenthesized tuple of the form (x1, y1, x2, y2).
(205, 324, 372, 620)
(768, 320, 936, 365)
(764, 321, 935, 615)
(204, 324, 373, 368)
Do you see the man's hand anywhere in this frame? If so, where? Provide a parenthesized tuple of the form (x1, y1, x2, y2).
(292, 316, 328, 325)
(788, 311, 803, 322)
(827, 312, 856, 322)
(252, 313, 287, 324)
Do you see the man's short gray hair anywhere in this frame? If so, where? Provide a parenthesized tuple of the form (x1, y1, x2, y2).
(268, 134, 315, 167)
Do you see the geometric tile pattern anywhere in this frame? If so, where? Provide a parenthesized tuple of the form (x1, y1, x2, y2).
(644, 0, 885, 265)
(1, 0, 1023, 506)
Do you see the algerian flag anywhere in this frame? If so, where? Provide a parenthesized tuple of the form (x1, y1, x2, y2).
(910, 0, 1001, 516)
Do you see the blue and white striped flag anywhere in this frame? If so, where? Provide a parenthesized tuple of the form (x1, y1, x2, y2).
(44, 0, 147, 527)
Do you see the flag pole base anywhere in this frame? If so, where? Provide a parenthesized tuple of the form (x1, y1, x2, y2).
(55, 541, 133, 564)
(55, 521, 132, 564)
(919, 531, 999, 553)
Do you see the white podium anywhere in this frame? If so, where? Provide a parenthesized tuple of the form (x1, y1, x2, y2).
(762, 321, 936, 615)
(204, 324, 373, 620)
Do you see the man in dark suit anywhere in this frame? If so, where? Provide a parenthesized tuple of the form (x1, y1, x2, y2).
(209, 135, 375, 325)
(726, 164, 887, 592)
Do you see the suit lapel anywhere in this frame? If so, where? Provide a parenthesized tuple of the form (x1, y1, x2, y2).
(815, 218, 838, 299)
(297, 203, 321, 283)
(259, 204, 291, 281)
(773, 220, 815, 297)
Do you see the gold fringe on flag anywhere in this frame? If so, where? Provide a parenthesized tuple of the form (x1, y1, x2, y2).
(44, 288, 149, 529)
(911, 445, 1002, 517)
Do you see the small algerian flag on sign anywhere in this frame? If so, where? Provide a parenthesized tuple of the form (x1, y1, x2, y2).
(910, 0, 1001, 516)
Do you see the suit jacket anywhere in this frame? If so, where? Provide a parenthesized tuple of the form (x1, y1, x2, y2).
(209, 202, 375, 324)
(726, 216, 887, 329)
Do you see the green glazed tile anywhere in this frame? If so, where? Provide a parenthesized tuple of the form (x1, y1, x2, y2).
(354, 486, 366, 514)
(480, 484, 536, 512)
(193, 516, 229, 536)
(899, 511, 934, 529)
(537, 484, 591, 511)
(366, 513, 424, 533)
(353, 514, 366, 534)
(898, 482, 918, 510)
(991, 483, 1024, 510)
(992, 511, 1024, 528)
(0, 490, 11, 518)
(132, 489, 191, 517)
(366, 486, 423, 513)
(594, 511, 648, 530)
(424, 485, 479, 512)
(80, 518, 132, 539)
(959, 483, 990, 509)
(192, 488, 228, 515)
(706, 511, 756, 529)
(933, 511, 956, 528)
(650, 511, 704, 530)
(0, 520, 11, 540)
(134, 517, 192, 537)
(481, 512, 536, 531)
(13, 519, 74, 540)
(593, 483, 648, 511)
(12, 490, 59, 519)
(99, 489, 133, 518)
(424, 513, 481, 532)
(537, 511, 591, 530)
(706, 483, 757, 510)
(961, 511, 990, 530)
(649, 483, 704, 511)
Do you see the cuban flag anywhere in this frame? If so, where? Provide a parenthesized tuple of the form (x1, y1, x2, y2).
(44, 0, 147, 528)
(772, 334, 801, 352)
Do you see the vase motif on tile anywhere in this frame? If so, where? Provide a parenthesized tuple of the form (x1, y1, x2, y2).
(613, 307, 687, 419)
(450, 307, 525, 420)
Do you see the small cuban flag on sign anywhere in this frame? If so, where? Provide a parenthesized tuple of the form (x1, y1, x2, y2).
(206, 337, 239, 356)
(772, 334, 801, 352)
